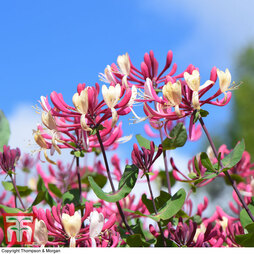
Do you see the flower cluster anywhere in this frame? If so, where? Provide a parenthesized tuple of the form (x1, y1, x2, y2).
(1, 49, 253, 249)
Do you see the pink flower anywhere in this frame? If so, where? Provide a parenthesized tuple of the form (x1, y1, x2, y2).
(131, 141, 163, 172)
(32, 202, 120, 247)
(0, 145, 21, 174)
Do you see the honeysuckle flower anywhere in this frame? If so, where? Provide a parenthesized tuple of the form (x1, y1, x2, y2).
(105, 50, 185, 89)
(34, 219, 48, 247)
(102, 83, 121, 108)
(217, 68, 231, 94)
(33, 203, 120, 247)
(117, 53, 131, 76)
(162, 80, 182, 116)
(88, 211, 104, 247)
(132, 141, 163, 172)
(41, 112, 63, 155)
(72, 89, 89, 115)
(99, 65, 117, 84)
(41, 111, 57, 130)
(61, 211, 82, 247)
(184, 70, 214, 110)
(102, 83, 121, 127)
(33, 130, 57, 165)
(0, 145, 21, 174)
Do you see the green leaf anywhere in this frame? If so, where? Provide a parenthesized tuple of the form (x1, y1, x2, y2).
(193, 111, 200, 124)
(240, 204, 254, 229)
(70, 150, 85, 158)
(0, 110, 10, 152)
(157, 170, 176, 189)
(82, 172, 107, 189)
(162, 123, 187, 150)
(126, 188, 186, 222)
(119, 219, 154, 245)
(200, 109, 209, 118)
(245, 222, 254, 233)
(142, 190, 171, 214)
(62, 189, 80, 206)
(37, 177, 46, 192)
(194, 156, 201, 176)
(235, 233, 254, 247)
(89, 124, 106, 136)
(193, 110, 209, 124)
(200, 152, 215, 171)
(68, 142, 77, 148)
(88, 164, 139, 203)
(2, 181, 32, 197)
(155, 235, 178, 247)
(48, 183, 62, 198)
(36, 176, 56, 207)
(191, 215, 202, 225)
(188, 172, 197, 179)
(135, 134, 157, 150)
(126, 234, 155, 247)
(221, 140, 245, 169)
(224, 174, 245, 185)
(0, 204, 23, 213)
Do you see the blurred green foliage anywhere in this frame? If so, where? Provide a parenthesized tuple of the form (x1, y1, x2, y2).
(228, 45, 254, 158)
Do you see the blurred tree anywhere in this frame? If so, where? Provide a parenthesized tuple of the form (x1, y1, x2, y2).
(227, 45, 254, 158)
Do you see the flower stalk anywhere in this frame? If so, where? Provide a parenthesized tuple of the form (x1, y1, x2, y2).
(159, 127, 171, 195)
(9, 174, 26, 210)
(75, 156, 84, 220)
(145, 171, 167, 247)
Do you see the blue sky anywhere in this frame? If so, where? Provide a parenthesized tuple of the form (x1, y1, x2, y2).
(1, 0, 254, 157)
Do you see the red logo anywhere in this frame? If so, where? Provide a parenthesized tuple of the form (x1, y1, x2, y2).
(3, 213, 35, 245)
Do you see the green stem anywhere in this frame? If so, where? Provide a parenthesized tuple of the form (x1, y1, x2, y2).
(158, 128, 171, 195)
(10, 174, 25, 210)
(96, 130, 134, 235)
(145, 172, 167, 247)
(76, 156, 84, 218)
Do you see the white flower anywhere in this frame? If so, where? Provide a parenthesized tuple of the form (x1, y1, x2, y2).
(99, 65, 116, 84)
(162, 80, 182, 116)
(72, 89, 89, 115)
(102, 84, 121, 127)
(34, 219, 48, 247)
(88, 211, 104, 247)
(117, 53, 130, 76)
(41, 112, 57, 130)
(102, 84, 121, 109)
(61, 212, 82, 247)
(217, 68, 231, 94)
(184, 70, 213, 110)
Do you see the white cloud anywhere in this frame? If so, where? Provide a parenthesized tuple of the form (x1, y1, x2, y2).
(139, 0, 254, 69)
(8, 104, 41, 154)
